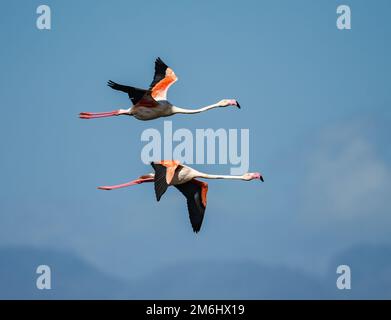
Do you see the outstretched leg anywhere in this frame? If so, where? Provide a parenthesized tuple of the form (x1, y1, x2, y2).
(79, 108, 131, 119)
(98, 175, 154, 190)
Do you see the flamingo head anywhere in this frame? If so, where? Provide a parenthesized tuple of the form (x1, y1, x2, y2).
(218, 99, 241, 109)
(243, 172, 264, 182)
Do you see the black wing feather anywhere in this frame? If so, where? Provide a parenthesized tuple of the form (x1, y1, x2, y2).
(107, 80, 147, 105)
(149, 57, 169, 89)
(174, 181, 206, 233)
(151, 162, 169, 201)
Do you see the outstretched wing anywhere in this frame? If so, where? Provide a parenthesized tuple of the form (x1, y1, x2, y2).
(174, 179, 208, 233)
(151, 162, 169, 201)
(149, 57, 178, 101)
(151, 160, 181, 201)
(107, 80, 147, 105)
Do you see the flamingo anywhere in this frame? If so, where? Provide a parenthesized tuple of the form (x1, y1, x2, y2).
(98, 161, 263, 233)
(79, 57, 240, 121)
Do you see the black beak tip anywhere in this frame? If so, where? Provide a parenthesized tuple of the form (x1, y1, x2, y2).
(236, 101, 241, 109)
(260, 176, 264, 182)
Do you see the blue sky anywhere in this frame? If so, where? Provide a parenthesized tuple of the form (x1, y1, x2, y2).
(0, 0, 390, 298)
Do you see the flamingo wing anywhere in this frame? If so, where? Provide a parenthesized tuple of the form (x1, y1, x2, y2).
(174, 179, 208, 233)
(151, 160, 181, 201)
(149, 57, 178, 101)
(107, 80, 147, 105)
(151, 162, 169, 201)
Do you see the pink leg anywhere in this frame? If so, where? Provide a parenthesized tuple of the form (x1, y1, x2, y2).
(98, 177, 154, 190)
(79, 110, 122, 119)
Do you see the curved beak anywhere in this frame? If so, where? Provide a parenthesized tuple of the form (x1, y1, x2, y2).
(236, 101, 241, 109)
(260, 175, 264, 182)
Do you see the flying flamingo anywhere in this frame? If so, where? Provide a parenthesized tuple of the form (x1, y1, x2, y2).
(98, 161, 263, 233)
(79, 57, 240, 121)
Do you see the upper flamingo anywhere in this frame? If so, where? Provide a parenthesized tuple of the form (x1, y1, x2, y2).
(79, 57, 240, 121)
(98, 161, 263, 233)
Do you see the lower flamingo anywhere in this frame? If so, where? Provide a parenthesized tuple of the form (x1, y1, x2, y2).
(98, 161, 263, 233)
